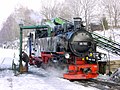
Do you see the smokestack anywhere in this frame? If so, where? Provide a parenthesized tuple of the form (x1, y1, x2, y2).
(73, 17, 82, 30)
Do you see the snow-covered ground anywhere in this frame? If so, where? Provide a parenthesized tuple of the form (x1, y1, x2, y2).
(0, 48, 98, 90)
(0, 48, 19, 68)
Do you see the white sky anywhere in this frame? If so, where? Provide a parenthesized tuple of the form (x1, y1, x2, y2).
(0, 0, 64, 28)
(0, 0, 42, 26)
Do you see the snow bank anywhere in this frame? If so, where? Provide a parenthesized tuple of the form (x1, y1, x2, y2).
(0, 48, 19, 69)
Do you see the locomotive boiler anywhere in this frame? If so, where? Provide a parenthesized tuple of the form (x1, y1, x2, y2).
(27, 17, 101, 80)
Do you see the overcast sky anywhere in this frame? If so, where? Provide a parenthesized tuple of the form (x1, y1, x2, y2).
(0, 0, 43, 28)
(0, 0, 64, 28)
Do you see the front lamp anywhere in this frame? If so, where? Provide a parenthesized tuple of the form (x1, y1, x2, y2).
(65, 53, 70, 59)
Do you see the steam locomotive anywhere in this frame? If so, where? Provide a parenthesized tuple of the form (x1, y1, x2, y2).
(27, 17, 101, 80)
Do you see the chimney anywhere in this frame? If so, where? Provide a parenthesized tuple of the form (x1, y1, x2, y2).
(73, 17, 82, 30)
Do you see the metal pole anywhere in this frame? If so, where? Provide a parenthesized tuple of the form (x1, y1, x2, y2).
(19, 27, 23, 73)
(108, 51, 111, 76)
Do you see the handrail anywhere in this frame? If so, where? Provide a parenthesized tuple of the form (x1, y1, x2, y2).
(90, 31, 120, 46)
(87, 31, 120, 56)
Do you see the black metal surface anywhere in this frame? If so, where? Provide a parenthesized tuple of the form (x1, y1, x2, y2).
(68, 30, 94, 57)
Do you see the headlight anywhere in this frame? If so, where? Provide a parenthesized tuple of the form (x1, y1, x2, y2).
(65, 53, 70, 59)
(100, 53, 105, 58)
(89, 53, 93, 57)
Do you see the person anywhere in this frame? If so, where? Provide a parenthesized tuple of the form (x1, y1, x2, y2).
(22, 51, 29, 72)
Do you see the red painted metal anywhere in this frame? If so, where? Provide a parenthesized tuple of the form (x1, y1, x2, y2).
(64, 64, 98, 79)
(29, 55, 43, 65)
(56, 52, 64, 54)
(29, 51, 99, 80)
(29, 56, 34, 65)
(63, 73, 98, 79)
(63, 56, 98, 80)
(41, 52, 53, 64)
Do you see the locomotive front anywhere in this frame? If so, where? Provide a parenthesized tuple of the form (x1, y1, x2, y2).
(69, 29, 93, 57)
(63, 18, 99, 79)
(68, 18, 94, 57)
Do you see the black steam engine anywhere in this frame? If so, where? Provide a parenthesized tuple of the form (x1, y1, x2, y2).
(27, 17, 101, 79)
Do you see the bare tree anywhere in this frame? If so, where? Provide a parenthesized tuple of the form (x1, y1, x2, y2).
(14, 6, 36, 36)
(58, 3, 73, 20)
(65, 0, 97, 30)
(40, 0, 62, 19)
(65, 0, 83, 17)
(101, 0, 120, 27)
(14, 5, 36, 26)
(82, 0, 98, 30)
(0, 14, 18, 42)
(40, 0, 73, 21)
(40, 0, 98, 29)
(0, 6, 37, 42)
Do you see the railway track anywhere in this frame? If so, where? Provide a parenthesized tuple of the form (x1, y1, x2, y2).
(74, 79, 120, 90)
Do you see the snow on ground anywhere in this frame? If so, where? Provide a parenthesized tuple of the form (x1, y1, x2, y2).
(0, 48, 19, 68)
(0, 48, 98, 90)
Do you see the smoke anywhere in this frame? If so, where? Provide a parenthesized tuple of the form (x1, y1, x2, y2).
(28, 62, 68, 78)
(45, 66, 67, 78)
